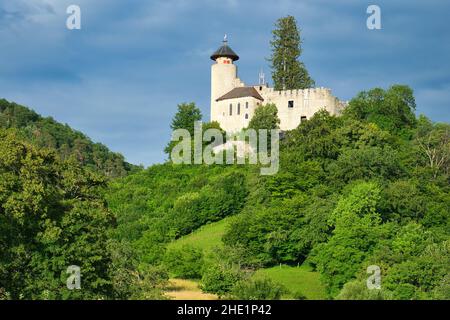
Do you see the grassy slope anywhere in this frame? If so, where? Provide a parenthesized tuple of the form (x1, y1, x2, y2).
(254, 265, 327, 300)
(167, 215, 235, 251)
(166, 216, 327, 300)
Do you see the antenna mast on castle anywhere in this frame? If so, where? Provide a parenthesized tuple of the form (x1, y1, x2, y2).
(258, 68, 265, 85)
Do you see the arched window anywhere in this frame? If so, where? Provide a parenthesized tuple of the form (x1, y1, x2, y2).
(237, 103, 241, 115)
(245, 113, 248, 119)
(229, 104, 232, 116)
(245, 102, 249, 109)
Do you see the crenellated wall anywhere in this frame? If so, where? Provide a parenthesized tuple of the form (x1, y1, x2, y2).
(210, 57, 346, 132)
(252, 85, 346, 131)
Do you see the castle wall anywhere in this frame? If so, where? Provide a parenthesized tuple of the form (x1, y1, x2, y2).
(255, 86, 346, 131)
(210, 57, 346, 132)
(212, 96, 260, 132)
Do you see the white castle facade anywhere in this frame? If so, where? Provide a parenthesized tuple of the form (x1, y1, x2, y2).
(210, 38, 347, 132)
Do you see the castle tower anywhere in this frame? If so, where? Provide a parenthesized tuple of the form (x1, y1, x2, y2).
(210, 35, 240, 122)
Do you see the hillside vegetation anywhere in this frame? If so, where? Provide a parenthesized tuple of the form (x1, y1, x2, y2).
(167, 219, 327, 299)
(1, 84, 449, 300)
(254, 265, 326, 300)
(0, 99, 137, 178)
(107, 85, 450, 300)
(167, 216, 235, 252)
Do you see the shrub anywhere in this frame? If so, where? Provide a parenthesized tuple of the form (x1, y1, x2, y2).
(201, 264, 243, 297)
(163, 245, 204, 279)
(230, 277, 286, 300)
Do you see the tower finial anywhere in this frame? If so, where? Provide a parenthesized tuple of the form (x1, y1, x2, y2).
(223, 34, 228, 44)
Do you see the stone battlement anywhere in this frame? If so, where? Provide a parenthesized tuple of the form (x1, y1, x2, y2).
(262, 87, 333, 97)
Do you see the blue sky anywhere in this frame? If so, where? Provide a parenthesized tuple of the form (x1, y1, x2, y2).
(0, 0, 449, 166)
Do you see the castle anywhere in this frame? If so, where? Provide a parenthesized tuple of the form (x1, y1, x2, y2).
(210, 37, 347, 132)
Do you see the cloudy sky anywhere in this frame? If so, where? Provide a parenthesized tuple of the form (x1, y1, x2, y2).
(0, 0, 449, 166)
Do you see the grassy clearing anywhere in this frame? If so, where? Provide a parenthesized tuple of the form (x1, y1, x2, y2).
(166, 216, 327, 300)
(165, 279, 218, 300)
(167, 215, 236, 252)
(254, 264, 327, 300)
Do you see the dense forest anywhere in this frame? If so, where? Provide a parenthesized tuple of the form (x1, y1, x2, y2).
(107, 84, 449, 300)
(0, 83, 449, 300)
(0, 99, 138, 178)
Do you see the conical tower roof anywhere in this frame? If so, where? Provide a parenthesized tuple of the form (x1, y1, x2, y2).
(210, 35, 239, 61)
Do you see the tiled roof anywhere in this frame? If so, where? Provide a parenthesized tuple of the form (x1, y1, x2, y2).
(216, 87, 264, 102)
(210, 43, 239, 61)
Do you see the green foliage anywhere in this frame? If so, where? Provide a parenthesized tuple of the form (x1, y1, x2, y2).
(269, 16, 315, 90)
(343, 85, 417, 133)
(254, 265, 326, 300)
(106, 164, 249, 267)
(101, 84, 449, 300)
(170, 102, 202, 135)
(283, 110, 342, 161)
(0, 129, 115, 299)
(200, 264, 242, 297)
(168, 171, 248, 237)
(413, 117, 450, 178)
(223, 194, 334, 266)
(165, 102, 202, 155)
(107, 240, 168, 299)
(247, 103, 280, 131)
(309, 182, 388, 296)
(163, 245, 204, 279)
(336, 280, 392, 300)
(231, 277, 285, 300)
(167, 216, 235, 252)
(329, 145, 404, 183)
(0, 99, 136, 178)
(383, 240, 450, 299)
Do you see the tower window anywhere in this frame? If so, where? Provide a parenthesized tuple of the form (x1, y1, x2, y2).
(245, 114, 248, 119)
(301, 116, 307, 122)
(237, 103, 240, 115)
(245, 102, 249, 109)
(288, 100, 294, 108)
(229, 104, 232, 116)
(259, 86, 262, 91)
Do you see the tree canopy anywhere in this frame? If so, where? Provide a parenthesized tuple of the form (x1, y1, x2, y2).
(248, 103, 280, 131)
(269, 16, 315, 90)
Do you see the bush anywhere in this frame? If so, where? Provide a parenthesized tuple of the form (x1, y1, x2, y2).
(163, 245, 204, 279)
(230, 277, 286, 300)
(336, 280, 391, 300)
(201, 264, 243, 297)
(292, 291, 307, 300)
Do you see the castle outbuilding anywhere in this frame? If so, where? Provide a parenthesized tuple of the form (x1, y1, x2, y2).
(210, 37, 347, 132)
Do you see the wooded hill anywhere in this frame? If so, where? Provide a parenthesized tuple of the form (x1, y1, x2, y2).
(107, 85, 450, 300)
(0, 99, 138, 178)
(1, 84, 449, 300)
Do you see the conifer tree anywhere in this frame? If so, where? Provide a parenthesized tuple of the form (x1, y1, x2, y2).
(269, 16, 315, 90)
